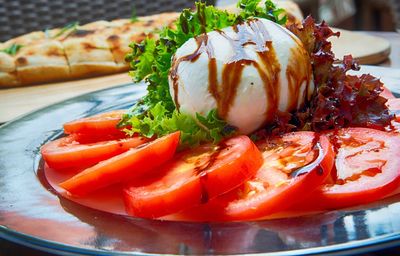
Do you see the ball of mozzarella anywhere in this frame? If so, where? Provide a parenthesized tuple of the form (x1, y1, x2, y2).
(169, 18, 314, 134)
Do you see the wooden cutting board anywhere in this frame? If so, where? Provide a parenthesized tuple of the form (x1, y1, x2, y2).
(0, 73, 132, 123)
(0, 31, 393, 124)
(330, 28, 391, 65)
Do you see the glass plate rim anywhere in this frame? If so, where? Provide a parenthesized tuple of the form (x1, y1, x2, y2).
(1, 82, 400, 255)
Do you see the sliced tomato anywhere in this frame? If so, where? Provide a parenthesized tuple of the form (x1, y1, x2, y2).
(123, 135, 263, 219)
(386, 98, 400, 120)
(41, 134, 148, 170)
(63, 110, 126, 136)
(59, 132, 180, 196)
(384, 98, 400, 133)
(381, 86, 395, 99)
(309, 128, 400, 209)
(70, 132, 129, 144)
(171, 132, 335, 221)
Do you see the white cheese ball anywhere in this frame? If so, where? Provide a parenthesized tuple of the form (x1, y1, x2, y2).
(169, 18, 314, 134)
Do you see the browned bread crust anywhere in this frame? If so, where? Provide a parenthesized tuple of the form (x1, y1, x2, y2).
(0, 13, 178, 87)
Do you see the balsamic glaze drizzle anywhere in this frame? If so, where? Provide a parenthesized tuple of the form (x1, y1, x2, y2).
(193, 143, 227, 204)
(290, 134, 324, 178)
(170, 18, 312, 127)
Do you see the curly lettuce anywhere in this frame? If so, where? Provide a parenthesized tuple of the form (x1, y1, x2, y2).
(287, 17, 393, 132)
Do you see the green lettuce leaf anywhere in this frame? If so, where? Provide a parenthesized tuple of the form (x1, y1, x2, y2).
(123, 102, 236, 148)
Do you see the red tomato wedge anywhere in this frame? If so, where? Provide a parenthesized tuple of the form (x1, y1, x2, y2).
(387, 98, 400, 120)
(60, 132, 180, 196)
(41, 134, 148, 170)
(171, 132, 335, 221)
(123, 135, 263, 219)
(309, 128, 400, 209)
(381, 86, 396, 99)
(63, 110, 126, 136)
(69, 132, 129, 144)
(385, 98, 400, 133)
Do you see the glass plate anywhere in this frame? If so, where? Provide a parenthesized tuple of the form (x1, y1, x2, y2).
(1, 83, 400, 255)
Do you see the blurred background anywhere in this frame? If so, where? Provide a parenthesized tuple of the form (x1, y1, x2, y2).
(295, 0, 400, 32)
(221, 0, 400, 31)
(1, 0, 399, 42)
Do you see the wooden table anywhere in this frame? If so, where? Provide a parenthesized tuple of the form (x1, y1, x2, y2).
(0, 73, 132, 124)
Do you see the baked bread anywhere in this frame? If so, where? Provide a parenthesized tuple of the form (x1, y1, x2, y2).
(0, 13, 179, 87)
(0, 51, 19, 87)
(15, 40, 70, 85)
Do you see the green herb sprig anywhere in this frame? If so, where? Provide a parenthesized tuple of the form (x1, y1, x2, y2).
(0, 43, 23, 55)
(51, 21, 80, 38)
(131, 6, 139, 22)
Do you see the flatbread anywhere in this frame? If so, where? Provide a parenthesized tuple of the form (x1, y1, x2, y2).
(106, 13, 179, 69)
(0, 51, 19, 87)
(61, 29, 118, 78)
(106, 19, 149, 70)
(2, 31, 46, 48)
(107, 32, 147, 71)
(1, 31, 50, 87)
(80, 20, 115, 30)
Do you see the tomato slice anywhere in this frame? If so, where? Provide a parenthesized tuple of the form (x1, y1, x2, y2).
(41, 134, 148, 170)
(310, 128, 400, 209)
(123, 135, 263, 219)
(171, 132, 335, 221)
(381, 86, 395, 99)
(384, 98, 400, 133)
(60, 132, 180, 196)
(387, 98, 400, 120)
(70, 132, 129, 144)
(63, 110, 126, 136)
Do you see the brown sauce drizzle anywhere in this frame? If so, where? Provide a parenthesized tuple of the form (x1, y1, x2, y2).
(274, 24, 313, 110)
(170, 19, 281, 123)
(170, 34, 215, 111)
(257, 43, 281, 124)
(214, 20, 281, 121)
(193, 143, 228, 204)
(286, 46, 313, 111)
(170, 56, 180, 110)
(290, 133, 324, 178)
